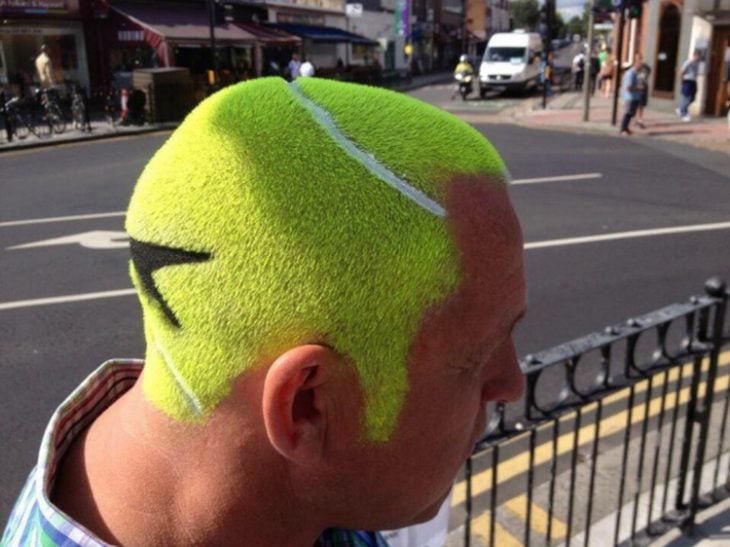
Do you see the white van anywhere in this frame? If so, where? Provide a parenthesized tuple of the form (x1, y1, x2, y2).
(479, 31, 544, 97)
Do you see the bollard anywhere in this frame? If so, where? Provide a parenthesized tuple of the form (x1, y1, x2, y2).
(1, 91, 12, 143)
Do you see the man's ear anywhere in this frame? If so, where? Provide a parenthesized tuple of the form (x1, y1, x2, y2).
(262, 344, 341, 463)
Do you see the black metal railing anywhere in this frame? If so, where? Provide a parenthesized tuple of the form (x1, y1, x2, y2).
(459, 278, 729, 546)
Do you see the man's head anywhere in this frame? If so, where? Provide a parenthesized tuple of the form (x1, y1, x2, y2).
(125, 77, 525, 524)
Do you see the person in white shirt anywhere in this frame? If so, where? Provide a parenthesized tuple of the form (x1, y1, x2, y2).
(35, 44, 54, 88)
(571, 51, 586, 91)
(300, 58, 315, 78)
(677, 50, 701, 122)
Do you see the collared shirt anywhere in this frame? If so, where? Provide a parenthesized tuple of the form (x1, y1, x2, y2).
(681, 58, 700, 81)
(621, 67, 642, 102)
(2, 360, 388, 547)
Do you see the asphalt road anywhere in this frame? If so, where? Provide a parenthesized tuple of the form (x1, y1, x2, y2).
(1, 86, 729, 524)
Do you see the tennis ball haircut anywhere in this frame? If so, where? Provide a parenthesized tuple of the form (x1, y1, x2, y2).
(125, 77, 508, 441)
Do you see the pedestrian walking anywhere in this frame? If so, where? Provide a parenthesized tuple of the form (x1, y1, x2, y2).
(634, 55, 651, 129)
(572, 51, 586, 91)
(300, 58, 315, 77)
(599, 49, 615, 98)
(620, 56, 643, 136)
(286, 52, 301, 81)
(677, 50, 701, 122)
(542, 52, 555, 97)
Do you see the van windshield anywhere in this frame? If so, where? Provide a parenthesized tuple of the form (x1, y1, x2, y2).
(484, 47, 527, 63)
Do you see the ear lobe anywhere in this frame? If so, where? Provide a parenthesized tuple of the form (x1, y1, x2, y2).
(262, 345, 337, 463)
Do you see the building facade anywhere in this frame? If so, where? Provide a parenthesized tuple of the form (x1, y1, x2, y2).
(465, 0, 510, 59)
(636, 0, 729, 116)
(0, 0, 94, 96)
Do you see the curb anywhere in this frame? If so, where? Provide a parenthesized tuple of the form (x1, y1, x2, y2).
(0, 123, 178, 153)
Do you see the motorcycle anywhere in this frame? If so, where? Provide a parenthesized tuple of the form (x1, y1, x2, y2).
(454, 72, 474, 101)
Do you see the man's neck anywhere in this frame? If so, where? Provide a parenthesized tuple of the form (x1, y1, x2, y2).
(52, 380, 324, 546)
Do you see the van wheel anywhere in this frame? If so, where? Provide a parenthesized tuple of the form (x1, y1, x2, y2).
(480, 88, 488, 99)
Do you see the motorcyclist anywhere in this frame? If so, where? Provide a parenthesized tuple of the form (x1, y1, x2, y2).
(452, 54, 474, 100)
(454, 54, 474, 76)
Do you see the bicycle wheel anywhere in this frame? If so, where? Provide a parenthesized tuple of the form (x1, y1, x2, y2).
(33, 116, 52, 138)
(72, 103, 86, 130)
(48, 112, 66, 134)
(11, 116, 30, 140)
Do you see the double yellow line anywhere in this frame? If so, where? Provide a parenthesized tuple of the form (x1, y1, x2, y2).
(453, 351, 730, 542)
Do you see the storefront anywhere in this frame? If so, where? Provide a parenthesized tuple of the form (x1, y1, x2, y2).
(0, 0, 90, 97)
(105, 2, 302, 94)
(265, 22, 377, 69)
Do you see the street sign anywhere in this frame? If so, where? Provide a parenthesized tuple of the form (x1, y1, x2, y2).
(346, 3, 363, 17)
(8, 231, 130, 250)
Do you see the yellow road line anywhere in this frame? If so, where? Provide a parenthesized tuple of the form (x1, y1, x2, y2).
(453, 351, 730, 507)
(504, 494, 567, 540)
(470, 512, 523, 547)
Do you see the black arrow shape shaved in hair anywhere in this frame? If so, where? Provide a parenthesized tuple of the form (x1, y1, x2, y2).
(129, 238, 212, 328)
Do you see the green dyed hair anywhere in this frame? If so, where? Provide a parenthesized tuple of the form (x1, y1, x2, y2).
(125, 77, 507, 441)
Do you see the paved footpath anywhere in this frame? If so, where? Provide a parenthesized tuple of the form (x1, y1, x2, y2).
(506, 91, 729, 155)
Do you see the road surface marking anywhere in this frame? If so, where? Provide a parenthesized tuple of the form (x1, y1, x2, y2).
(451, 353, 730, 507)
(470, 512, 523, 546)
(2, 221, 729, 307)
(512, 173, 603, 185)
(0, 212, 125, 228)
(8, 230, 129, 250)
(0, 289, 136, 311)
(504, 494, 567, 540)
(525, 221, 730, 250)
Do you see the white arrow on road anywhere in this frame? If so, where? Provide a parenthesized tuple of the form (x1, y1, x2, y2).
(7, 230, 130, 250)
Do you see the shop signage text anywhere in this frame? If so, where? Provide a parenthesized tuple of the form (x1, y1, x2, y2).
(0, 0, 71, 15)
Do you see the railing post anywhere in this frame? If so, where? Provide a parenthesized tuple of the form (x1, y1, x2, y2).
(683, 278, 728, 535)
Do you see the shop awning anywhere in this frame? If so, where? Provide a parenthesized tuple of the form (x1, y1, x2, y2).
(265, 23, 378, 46)
(111, 2, 256, 45)
(235, 22, 301, 45)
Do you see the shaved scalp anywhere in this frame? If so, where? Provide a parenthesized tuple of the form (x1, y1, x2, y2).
(126, 77, 509, 440)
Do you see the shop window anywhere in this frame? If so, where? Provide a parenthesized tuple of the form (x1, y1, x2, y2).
(59, 35, 78, 70)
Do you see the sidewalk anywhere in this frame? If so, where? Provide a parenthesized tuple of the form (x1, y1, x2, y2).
(509, 91, 729, 155)
(651, 496, 730, 546)
(0, 72, 453, 153)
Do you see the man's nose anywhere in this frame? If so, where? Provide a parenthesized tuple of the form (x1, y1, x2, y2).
(481, 340, 525, 404)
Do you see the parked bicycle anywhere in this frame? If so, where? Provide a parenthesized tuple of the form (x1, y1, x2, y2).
(35, 87, 66, 134)
(3, 94, 49, 139)
(103, 85, 119, 128)
(70, 84, 88, 131)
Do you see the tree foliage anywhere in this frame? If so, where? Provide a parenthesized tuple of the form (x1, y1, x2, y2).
(510, 0, 541, 31)
(566, 15, 585, 37)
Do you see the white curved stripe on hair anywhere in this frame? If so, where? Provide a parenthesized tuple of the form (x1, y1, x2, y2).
(288, 81, 447, 218)
(154, 339, 204, 417)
